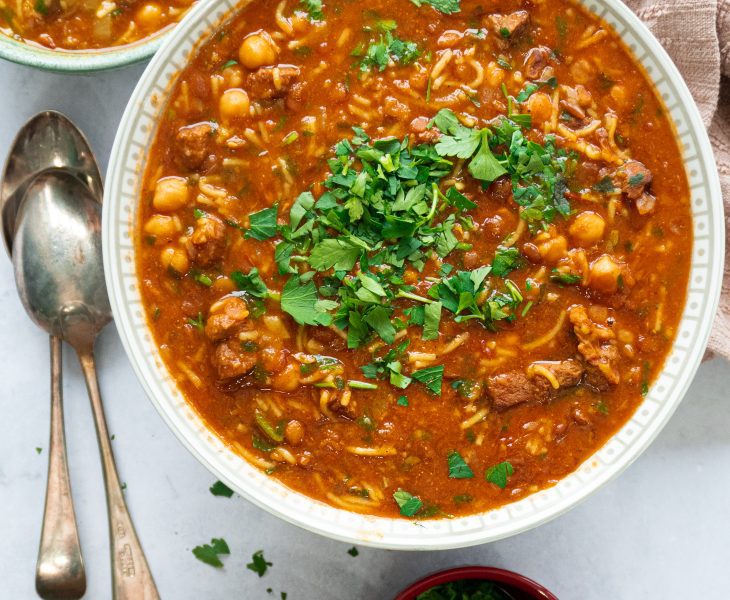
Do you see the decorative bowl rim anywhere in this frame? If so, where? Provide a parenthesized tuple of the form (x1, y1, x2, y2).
(102, 0, 725, 550)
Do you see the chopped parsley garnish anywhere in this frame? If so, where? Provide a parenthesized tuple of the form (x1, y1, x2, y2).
(298, 0, 323, 20)
(593, 176, 617, 194)
(356, 31, 420, 72)
(640, 360, 651, 395)
(417, 579, 513, 599)
(629, 173, 645, 187)
(191, 270, 213, 287)
(347, 546, 359, 557)
(245, 206, 278, 241)
(409, 0, 460, 14)
(35, 447, 42, 454)
(432, 109, 572, 226)
(246, 550, 272, 577)
(231, 268, 269, 298)
(209, 481, 234, 498)
(491, 246, 522, 277)
(396, 395, 409, 406)
(393, 488, 423, 517)
(280, 276, 336, 325)
(485, 461, 514, 489)
(192, 538, 230, 568)
(187, 312, 205, 331)
(447, 451, 474, 479)
(550, 270, 581, 285)
(411, 365, 444, 395)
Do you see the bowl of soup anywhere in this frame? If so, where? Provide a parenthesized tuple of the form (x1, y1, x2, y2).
(0, 0, 197, 71)
(103, 0, 724, 548)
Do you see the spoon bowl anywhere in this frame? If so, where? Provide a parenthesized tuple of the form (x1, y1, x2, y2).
(1, 111, 103, 256)
(13, 171, 110, 349)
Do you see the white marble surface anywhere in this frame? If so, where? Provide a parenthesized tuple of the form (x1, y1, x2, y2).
(0, 59, 729, 600)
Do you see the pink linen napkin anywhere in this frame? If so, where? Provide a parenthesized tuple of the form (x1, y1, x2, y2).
(626, 0, 730, 361)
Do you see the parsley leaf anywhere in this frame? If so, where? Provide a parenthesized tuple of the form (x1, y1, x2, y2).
(491, 246, 522, 278)
(409, 0, 460, 15)
(209, 481, 234, 498)
(309, 238, 363, 271)
(246, 550, 272, 577)
(485, 461, 514, 489)
(359, 31, 420, 72)
(347, 546, 359, 557)
(281, 276, 335, 325)
(550, 269, 581, 285)
(468, 130, 507, 182)
(411, 364, 444, 395)
(422, 301, 442, 341)
(447, 451, 474, 479)
(298, 0, 323, 20)
(231, 268, 269, 298)
(432, 110, 506, 184)
(192, 538, 230, 568)
(393, 489, 423, 517)
(245, 206, 278, 241)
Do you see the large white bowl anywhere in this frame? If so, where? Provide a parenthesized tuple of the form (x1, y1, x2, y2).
(103, 0, 725, 549)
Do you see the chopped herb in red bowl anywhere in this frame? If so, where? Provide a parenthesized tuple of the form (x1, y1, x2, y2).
(395, 566, 558, 600)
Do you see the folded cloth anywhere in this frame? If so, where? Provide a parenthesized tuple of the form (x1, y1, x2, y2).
(626, 0, 730, 360)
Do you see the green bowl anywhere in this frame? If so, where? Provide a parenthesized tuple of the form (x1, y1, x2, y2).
(0, 24, 168, 73)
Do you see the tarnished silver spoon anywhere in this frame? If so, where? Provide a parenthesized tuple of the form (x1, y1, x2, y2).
(13, 171, 160, 600)
(1, 113, 101, 600)
(1, 111, 103, 255)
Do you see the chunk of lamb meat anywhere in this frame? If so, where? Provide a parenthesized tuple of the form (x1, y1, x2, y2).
(212, 338, 257, 380)
(204, 296, 249, 341)
(488, 371, 550, 411)
(189, 214, 226, 266)
(530, 358, 585, 388)
(409, 116, 441, 143)
(175, 122, 214, 170)
(611, 160, 653, 200)
(489, 358, 585, 411)
(487, 11, 529, 41)
(569, 305, 621, 384)
(245, 65, 301, 102)
(523, 46, 552, 79)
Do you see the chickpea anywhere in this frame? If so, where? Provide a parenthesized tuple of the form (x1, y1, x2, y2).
(588, 254, 622, 293)
(485, 61, 505, 87)
(526, 92, 553, 124)
(536, 235, 568, 264)
(135, 3, 163, 30)
(144, 214, 181, 239)
(284, 420, 305, 445)
(219, 88, 250, 122)
(152, 176, 189, 212)
(222, 64, 244, 88)
(160, 246, 189, 274)
(238, 31, 278, 69)
(569, 211, 606, 246)
(211, 276, 236, 294)
(270, 362, 300, 392)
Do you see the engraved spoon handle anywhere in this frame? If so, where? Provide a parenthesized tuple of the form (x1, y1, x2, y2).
(36, 335, 86, 600)
(77, 350, 159, 600)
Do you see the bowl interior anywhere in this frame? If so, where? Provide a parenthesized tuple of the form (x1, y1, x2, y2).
(102, 0, 725, 549)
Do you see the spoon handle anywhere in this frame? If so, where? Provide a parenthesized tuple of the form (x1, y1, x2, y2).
(36, 336, 86, 600)
(77, 350, 160, 600)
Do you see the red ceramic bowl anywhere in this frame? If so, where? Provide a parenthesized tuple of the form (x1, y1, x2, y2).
(394, 566, 559, 600)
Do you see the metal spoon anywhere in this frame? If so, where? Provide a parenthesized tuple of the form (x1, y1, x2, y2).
(13, 171, 160, 600)
(1, 111, 103, 255)
(2, 113, 101, 600)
